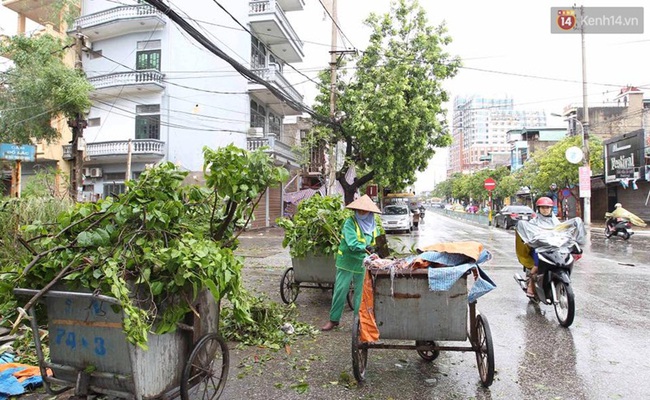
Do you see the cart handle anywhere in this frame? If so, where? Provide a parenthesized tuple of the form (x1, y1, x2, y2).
(13, 288, 121, 305)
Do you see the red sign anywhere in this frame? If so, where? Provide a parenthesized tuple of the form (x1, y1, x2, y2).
(366, 184, 378, 197)
(484, 178, 496, 191)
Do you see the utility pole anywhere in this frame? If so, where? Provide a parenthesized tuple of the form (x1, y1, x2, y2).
(70, 28, 87, 201)
(579, 5, 591, 225)
(326, 0, 339, 195)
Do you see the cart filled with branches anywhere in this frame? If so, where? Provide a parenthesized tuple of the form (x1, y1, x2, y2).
(7, 146, 289, 399)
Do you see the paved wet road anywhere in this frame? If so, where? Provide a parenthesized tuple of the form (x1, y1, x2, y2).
(383, 210, 650, 399)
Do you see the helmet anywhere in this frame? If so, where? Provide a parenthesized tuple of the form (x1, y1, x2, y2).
(536, 197, 554, 207)
(615, 203, 622, 208)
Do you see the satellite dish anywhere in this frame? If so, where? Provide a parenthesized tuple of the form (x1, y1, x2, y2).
(565, 146, 584, 164)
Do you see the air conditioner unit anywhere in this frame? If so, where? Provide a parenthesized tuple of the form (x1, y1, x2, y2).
(89, 168, 103, 178)
(247, 127, 264, 137)
(82, 168, 91, 177)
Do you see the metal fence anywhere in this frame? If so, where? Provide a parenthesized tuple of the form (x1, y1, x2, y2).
(429, 207, 490, 226)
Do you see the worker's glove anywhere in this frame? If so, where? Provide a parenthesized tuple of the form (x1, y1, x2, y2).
(365, 246, 376, 254)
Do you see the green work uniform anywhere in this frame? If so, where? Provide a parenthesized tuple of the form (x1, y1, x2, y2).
(328, 217, 379, 322)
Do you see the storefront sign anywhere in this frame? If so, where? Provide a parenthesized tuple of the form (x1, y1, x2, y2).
(579, 166, 591, 198)
(604, 131, 643, 183)
(0, 143, 36, 162)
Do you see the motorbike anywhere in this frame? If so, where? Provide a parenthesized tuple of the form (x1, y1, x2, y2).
(605, 217, 633, 240)
(514, 244, 582, 327)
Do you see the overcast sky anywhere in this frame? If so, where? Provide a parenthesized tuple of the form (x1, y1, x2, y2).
(289, 0, 650, 193)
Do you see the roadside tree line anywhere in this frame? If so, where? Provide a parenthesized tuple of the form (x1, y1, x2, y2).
(433, 134, 604, 207)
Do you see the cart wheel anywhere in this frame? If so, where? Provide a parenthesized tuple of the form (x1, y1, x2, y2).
(181, 333, 229, 400)
(475, 314, 494, 387)
(351, 315, 368, 382)
(346, 284, 354, 311)
(415, 340, 439, 362)
(280, 267, 299, 304)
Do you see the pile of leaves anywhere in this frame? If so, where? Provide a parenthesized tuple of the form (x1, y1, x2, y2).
(10, 145, 288, 348)
(276, 195, 350, 258)
(220, 295, 317, 349)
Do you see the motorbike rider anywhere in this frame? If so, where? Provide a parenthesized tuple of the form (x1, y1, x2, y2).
(606, 203, 647, 229)
(524, 197, 560, 297)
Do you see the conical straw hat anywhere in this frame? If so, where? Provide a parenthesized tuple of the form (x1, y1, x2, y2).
(346, 194, 381, 214)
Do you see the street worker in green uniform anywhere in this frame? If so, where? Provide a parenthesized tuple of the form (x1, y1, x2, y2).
(321, 195, 381, 331)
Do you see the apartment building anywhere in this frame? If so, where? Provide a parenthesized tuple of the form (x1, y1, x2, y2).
(448, 95, 547, 175)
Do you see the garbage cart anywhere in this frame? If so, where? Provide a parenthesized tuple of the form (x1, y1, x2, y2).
(14, 288, 229, 400)
(351, 268, 495, 387)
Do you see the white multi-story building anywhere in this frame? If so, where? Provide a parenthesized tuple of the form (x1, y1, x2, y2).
(448, 95, 547, 175)
(3, 0, 307, 227)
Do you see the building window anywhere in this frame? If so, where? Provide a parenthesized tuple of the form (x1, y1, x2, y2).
(87, 117, 101, 127)
(104, 183, 126, 198)
(136, 50, 161, 70)
(136, 40, 161, 70)
(269, 112, 281, 135)
(251, 37, 267, 70)
(250, 100, 265, 128)
(269, 53, 283, 72)
(104, 172, 126, 180)
(135, 104, 160, 140)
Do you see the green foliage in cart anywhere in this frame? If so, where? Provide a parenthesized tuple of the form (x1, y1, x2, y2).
(11, 145, 288, 348)
(276, 195, 384, 258)
(276, 195, 350, 258)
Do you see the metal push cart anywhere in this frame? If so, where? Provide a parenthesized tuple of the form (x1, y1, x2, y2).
(279, 254, 353, 308)
(14, 288, 229, 400)
(351, 268, 495, 387)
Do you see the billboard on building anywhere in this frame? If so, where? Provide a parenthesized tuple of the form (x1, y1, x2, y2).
(604, 130, 644, 183)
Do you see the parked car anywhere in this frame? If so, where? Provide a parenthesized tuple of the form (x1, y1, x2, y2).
(381, 204, 413, 233)
(494, 205, 536, 229)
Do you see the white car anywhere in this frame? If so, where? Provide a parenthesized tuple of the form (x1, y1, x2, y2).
(381, 204, 413, 233)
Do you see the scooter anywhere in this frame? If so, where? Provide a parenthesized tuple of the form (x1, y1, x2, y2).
(605, 217, 633, 240)
(514, 245, 582, 328)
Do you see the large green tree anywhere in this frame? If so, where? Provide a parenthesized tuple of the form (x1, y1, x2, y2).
(312, 0, 460, 204)
(0, 34, 92, 144)
(520, 135, 604, 194)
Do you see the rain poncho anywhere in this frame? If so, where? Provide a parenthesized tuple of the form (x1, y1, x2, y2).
(605, 206, 647, 227)
(515, 216, 587, 269)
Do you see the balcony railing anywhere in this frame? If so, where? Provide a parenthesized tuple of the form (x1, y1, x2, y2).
(63, 139, 165, 160)
(69, 5, 166, 33)
(249, 0, 304, 48)
(88, 70, 164, 91)
(247, 135, 297, 163)
(251, 63, 302, 105)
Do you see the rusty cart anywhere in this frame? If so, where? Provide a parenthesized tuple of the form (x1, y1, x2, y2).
(280, 254, 353, 308)
(351, 268, 495, 387)
(14, 288, 229, 400)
